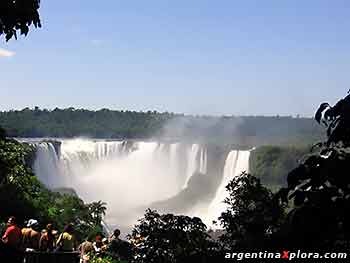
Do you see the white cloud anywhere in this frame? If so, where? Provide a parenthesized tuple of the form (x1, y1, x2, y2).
(0, 48, 15, 57)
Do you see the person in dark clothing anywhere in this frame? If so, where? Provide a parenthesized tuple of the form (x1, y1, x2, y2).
(106, 229, 133, 261)
(39, 223, 55, 252)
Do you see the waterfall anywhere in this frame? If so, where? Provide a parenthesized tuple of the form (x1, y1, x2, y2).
(95, 141, 124, 159)
(203, 150, 251, 227)
(169, 143, 183, 188)
(199, 148, 207, 174)
(32, 139, 210, 227)
(33, 142, 60, 188)
(169, 143, 180, 173)
(32, 138, 250, 230)
(183, 144, 208, 188)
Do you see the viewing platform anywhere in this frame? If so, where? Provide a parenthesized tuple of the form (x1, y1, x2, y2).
(23, 251, 80, 263)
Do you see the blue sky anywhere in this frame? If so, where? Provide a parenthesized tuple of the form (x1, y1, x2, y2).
(1, 0, 350, 116)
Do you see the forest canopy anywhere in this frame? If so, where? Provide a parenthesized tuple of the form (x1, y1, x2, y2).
(0, 107, 324, 146)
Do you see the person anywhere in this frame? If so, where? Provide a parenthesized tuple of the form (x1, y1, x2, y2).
(101, 237, 109, 252)
(93, 233, 103, 254)
(56, 223, 77, 251)
(52, 229, 59, 243)
(2, 216, 22, 248)
(22, 219, 40, 251)
(1, 216, 22, 263)
(79, 237, 94, 263)
(106, 229, 133, 261)
(39, 223, 55, 252)
(108, 229, 121, 243)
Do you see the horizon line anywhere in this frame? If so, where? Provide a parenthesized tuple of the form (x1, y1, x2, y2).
(0, 106, 313, 119)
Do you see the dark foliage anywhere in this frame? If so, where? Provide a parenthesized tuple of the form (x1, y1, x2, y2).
(277, 92, 350, 249)
(128, 209, 218, 262)
(0, 0, 41, 41)
(315, 93, 350, 146)
(0, 126, 6, 139)
(218, 172, 285, 249)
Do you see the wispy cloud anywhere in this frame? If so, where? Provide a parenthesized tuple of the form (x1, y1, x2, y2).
(0, 48, 15, 57)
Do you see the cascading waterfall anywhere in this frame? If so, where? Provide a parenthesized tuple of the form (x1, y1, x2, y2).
(169, 143, 180, 174)
(32, 138, 250, 230)
(199, 148, 207, 174)
(169, 143, 184, 189)
(33, 139, 208, 227)
(95, 141, 124, 159)
(183, 144, 208, 188)
(202, 150, 251, 227)
(33, 142, 60, 187)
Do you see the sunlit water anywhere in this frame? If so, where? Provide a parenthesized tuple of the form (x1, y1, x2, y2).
(30, 138, 250, 230)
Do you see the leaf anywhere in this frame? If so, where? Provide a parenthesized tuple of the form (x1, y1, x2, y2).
(20, 26, 29, 36)
(275, 188, 289, 204)
(310, 142, 324, 152)
(287, 165, 308, 188)
(6, 31, 13, 41)
(315, 103, 330, 124)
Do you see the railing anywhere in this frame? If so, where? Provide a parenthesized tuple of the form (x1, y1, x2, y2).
(23, 251, 80, 263)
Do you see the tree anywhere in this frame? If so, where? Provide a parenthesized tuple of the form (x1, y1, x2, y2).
(0, 108, 323, 144)
(0, 137, 42, 223)
(219, 172, 285, 249)
(249, 145, 309, 188)
(129, 209, 218, 262)
(0, 0, 41, 41)
(277, 92, 350, 249)
(88, 201, 107, 226)
(0, 137, 35, 185)
(46, 192, 106, 243)
(0, 126, 6, 139)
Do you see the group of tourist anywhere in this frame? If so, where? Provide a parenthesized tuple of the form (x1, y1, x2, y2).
(0, 216, 132, 263)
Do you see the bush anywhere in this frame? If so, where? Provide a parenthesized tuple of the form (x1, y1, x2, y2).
(219, 172, 285, 249)
(129, 209, 218, 262)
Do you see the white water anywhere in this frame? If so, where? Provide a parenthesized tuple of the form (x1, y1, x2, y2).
(33, 139, 209, 227)
(169, 143, 183, 189)
(33, 142, 60, 187)
(202, 150, 250, 227)
(32, 139, 250, 229)
(199, 148, 207, 174)
(183, 144, 207, 188)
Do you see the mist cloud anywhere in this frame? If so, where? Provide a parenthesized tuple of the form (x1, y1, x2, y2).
(159, 115, 244, 144)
